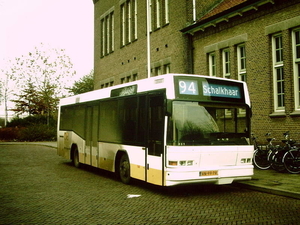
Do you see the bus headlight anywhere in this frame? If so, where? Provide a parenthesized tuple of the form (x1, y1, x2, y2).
(240, 158, 252, 163)
(169, 160, 194, 166)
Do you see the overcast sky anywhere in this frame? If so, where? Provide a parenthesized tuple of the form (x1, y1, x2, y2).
(0, 0, 94, 78)
(0, 0, 94, 117)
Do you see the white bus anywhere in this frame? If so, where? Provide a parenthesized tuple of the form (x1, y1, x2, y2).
(57, 74, 253, 186)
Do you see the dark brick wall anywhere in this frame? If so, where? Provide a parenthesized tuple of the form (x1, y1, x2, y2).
(93, 0, 300, 142)
(192, 0, 300, 141)
(94, 0, 190, 88)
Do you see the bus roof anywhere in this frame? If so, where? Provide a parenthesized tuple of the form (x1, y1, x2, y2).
(60, 74, 250, 106)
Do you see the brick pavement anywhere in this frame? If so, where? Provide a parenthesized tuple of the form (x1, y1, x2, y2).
(0, 144, 300, 224)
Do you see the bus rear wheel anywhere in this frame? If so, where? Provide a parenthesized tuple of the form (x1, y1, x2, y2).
(119, 154, 131, 184)
(72, 147, 81, 168)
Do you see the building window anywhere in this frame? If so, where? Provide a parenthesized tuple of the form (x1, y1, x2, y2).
(121, 74, 138, 83)
(222, 49, 230, 78)
(121, 4, 126, 46)
(209, 53, 216, 77)
(237, 44, 246, 82)
(149, 0, 153, 32)
(162, 0, 169, 25)
(127, 0, 132, 42)
(155, 0, 161, 29)
(164, 64, 170, 74)
(151, 0, 169, 31)
(293, 29, 300, 110)
(101, 19, 105, 57)
(154, 66, 162, 76)
(133, 73, 138, 81)
(101, 10, 114, 57)
(272, 34, 285, 111)
(133, 0, 138, 40)
(121, 0, 137, 47)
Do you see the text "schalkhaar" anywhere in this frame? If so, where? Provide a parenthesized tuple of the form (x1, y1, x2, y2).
(203, 84, 240, 98)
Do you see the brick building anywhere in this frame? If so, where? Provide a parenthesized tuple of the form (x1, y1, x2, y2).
(93, 0, 300, 142)
(93, 0, 190, 88)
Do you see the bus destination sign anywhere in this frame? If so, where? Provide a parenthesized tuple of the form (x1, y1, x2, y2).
(202, 82, 241, 99)
(176, 77, 243, 101)
(111, 85, 137, 97)
(179, 79, 199, 95)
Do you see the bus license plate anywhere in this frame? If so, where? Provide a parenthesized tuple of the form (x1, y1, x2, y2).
(200, 170, 218, 176)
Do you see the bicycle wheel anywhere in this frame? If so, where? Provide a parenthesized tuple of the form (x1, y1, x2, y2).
(283, 149, 300, 174)
(270, 150, 286, 172)
(253, 149, 271, 169)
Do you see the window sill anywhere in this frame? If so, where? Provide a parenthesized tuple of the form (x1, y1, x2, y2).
(269, 112, 286, 118)
(290, 111, 300, 116)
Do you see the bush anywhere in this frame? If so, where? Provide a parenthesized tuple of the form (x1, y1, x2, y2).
(7, 115, 56, 128)
(18, 124, 56, 141)
(0, 127, 22, 140)
(1, 115, 57, 141)
(0, 117, 5, 128)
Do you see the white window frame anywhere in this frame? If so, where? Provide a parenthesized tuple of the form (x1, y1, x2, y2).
(164, 64, 170, 74)
(133, 0, 138, 40)
(222, 49, 230, 78)
(208, 52, 216, 77)
(111, 12, 115, 51)
(272, 34, 285, 112)
(292, 29, 300, 111)
(106, 15, 110, 54)
(121, 4, 126, 46)
(127, 0, 132, 42)
(101, 18, 105, 57)
(156, 0, 161, 29)
(237, 44, 246, 82)
(149, 0, 152, 32)
(164, 0, 170, 24)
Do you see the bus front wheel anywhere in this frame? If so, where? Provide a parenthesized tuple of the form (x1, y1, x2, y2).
(119, 154, 131, 184)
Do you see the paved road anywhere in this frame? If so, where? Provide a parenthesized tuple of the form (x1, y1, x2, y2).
(0, 144, 299, 224)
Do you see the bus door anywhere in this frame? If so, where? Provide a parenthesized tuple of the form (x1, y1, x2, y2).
(146, 95, 165, 185)
(85, 105, 99, 167)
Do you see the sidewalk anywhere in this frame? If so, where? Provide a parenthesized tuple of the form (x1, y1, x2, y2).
(0, 141, 299, 199)
(235, 168, 300, 200)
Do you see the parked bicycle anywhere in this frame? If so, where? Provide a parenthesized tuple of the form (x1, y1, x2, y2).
(282, 142, 300, 174)
(270, 132, 297, 173)
(252, 133, 275, 170)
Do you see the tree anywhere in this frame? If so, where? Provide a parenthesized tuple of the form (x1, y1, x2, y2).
(1, 43, 76, 125)
(69, 70, 94, 95)
(14, 43, 76, 97)
(0, 59, 18, 126)
(11, 81, 59, 117)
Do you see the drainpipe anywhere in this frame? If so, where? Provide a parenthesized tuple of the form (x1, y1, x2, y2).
(187, 34, 194, 74)
(146, 0, 151, 78)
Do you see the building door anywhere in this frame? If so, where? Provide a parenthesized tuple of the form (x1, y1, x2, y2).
(85, 105, 99, 167)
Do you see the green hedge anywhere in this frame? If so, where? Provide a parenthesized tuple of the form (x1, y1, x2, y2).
(18, 124, 56, 141)
(0, 115, 57, 141)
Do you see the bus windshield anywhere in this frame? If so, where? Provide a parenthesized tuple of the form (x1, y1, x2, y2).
(167, 101, 249, 146)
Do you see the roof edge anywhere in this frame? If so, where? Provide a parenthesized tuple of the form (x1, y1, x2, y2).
(181, 0, 274, 34)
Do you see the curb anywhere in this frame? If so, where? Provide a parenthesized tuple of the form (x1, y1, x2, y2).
(233, 182, 300, 200)
(0, 142, 57, 149)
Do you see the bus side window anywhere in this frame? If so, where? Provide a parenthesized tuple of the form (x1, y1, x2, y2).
(137, 96, 147, 145)
(121, 97, 138, 143)
(148, 95, 164, 156)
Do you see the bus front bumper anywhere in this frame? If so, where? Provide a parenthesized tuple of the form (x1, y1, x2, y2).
(164, 165, 253, 186)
